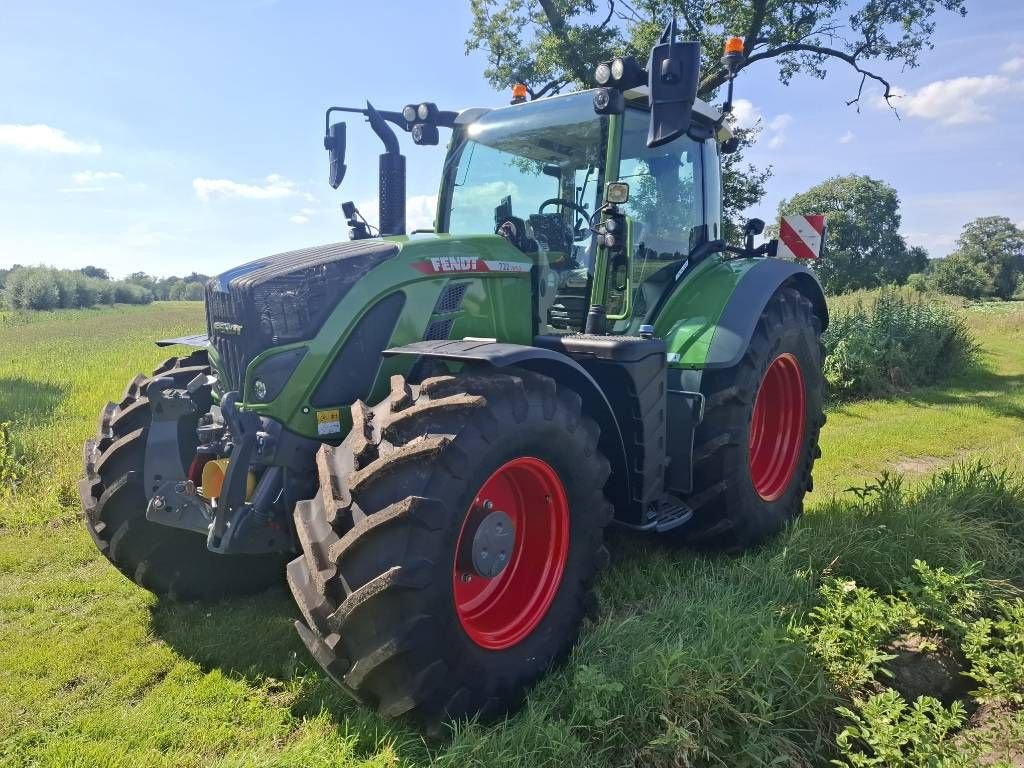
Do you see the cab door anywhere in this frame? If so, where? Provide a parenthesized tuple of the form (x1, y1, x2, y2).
(603, 108, 707, 334)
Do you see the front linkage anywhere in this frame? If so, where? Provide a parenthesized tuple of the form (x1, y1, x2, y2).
(143, 379, 299, 555)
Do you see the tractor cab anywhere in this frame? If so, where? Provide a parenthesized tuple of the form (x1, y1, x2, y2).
(435, 89, 725, 337)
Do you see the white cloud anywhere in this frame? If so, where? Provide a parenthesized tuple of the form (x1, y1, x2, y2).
(193, 173, 300, 201)
(58, 186, 106, 194)
(729, 100, 791, 149)
(838, 130, 855, 144)
(766, 114, 792, 149)
(72, 170, 124, 185)
(288, 207, 320, 224)
(1001, 57, 1024, 74)
(730, 99, 761, 130)
(896, 75, 1018, 124)
(0, 123, 101, 154)
(356, 194, 438, 232)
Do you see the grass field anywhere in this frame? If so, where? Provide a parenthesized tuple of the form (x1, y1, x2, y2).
(1, 300, 1022, 767)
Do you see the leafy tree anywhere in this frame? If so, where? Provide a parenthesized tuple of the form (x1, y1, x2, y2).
(931, 216, 1024, 300)
(778, 174, 919, 294)
(466, 0, 966, 237)
(79, 265, 110, 280)
(467, 1, 966, 106)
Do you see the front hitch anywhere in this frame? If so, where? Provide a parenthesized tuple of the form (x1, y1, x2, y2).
(143, 377, 290, 555)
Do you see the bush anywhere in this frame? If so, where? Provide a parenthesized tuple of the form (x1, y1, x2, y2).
(823, 288, 978, 400)
(0, 266, 153, 311)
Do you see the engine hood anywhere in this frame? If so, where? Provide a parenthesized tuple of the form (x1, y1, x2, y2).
(205, 239, 400, 390)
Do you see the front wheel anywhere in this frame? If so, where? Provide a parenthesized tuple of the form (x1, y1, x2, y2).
(287, 368, 613, 723)
(685, 287, 825, 549)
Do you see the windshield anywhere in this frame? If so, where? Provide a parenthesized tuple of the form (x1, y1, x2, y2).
(440, 92, 609, 264)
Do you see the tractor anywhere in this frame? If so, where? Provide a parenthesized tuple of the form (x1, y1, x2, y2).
(80, 25, 827, 724)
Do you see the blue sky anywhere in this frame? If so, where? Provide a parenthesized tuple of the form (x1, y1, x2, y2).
(1, 1, 1022, 278)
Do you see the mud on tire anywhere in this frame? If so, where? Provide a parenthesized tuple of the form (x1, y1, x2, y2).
(79, 350, 286, 600)
(685, 287, 826, 550)
(288, 366, 614, 723)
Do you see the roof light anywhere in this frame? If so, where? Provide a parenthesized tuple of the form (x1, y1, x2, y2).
(594, 62, 612, 85)
(722, 36, 745, 75)
(511, 83, 528, 104)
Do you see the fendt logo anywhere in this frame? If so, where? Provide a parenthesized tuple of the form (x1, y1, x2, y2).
(212, 321, 244, 335)
(430, 256, 479, 272)
(412, 257, 532, 275)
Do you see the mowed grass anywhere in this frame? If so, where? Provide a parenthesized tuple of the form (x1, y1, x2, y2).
(0, 300, 1022, 767)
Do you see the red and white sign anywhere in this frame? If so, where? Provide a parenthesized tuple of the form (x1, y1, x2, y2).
(778, 215, 826, 260)
(412, 257, 532, 275)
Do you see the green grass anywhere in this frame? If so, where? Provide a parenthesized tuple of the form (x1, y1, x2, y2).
(1, 300, 1022, 767)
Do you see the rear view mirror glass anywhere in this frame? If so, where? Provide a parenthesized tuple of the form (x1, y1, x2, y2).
(325, 121, 347, 189)
(647, 36, 700, 148)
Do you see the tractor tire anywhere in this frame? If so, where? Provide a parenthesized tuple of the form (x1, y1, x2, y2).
(287, 367, 613, 723)
(80, 350, 287, 600)
(685, 287, 825, 549)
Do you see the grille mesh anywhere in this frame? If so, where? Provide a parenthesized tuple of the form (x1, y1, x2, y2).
(432, 282, 469, 315)
(423, 318, 454, 341)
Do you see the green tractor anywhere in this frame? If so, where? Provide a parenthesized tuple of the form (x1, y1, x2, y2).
(80, 27, 827, 723)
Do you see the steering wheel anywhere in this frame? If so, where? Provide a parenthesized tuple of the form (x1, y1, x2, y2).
(538, 198, 591, 242)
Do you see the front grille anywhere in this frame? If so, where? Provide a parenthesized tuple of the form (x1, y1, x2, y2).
(206, 240, 399, 392)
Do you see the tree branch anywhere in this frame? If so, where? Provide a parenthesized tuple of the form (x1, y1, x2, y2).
(743, 0, 769, 57)
(538, 0, 594, 85)
(699, 40, 900, 112)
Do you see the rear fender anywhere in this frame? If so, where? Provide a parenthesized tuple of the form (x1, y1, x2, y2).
(382, 339, 634, 522)
(654, 256, 827, 371)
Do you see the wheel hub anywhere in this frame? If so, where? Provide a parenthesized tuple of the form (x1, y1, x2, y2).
(467, 506, 515, 579)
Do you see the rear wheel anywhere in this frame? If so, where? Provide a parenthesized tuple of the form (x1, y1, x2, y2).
(80, 350, 287, 600)
(685, 287, 825, 549)
(287, 368, 613, 723)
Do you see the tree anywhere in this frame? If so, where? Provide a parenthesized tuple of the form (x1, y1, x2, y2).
(467, 1, 966, 108)
(79, 265, 110, 280)
(932, 216, 1024, 300)
(466, 0, 966, 236)
(778, 174, 919, 294)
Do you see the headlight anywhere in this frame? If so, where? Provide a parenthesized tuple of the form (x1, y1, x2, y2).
(402, 105, 417, 122)
(611, 58, 625, 81)
(417, 103, 430, 121)
(248, 348, 306, 403)
(595, 62, 611, 85)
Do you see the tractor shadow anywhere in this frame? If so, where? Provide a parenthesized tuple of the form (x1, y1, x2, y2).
(0, 376, 67, 424)
(149, 585, 429, 758)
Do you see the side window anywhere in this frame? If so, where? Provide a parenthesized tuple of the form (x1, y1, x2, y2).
(702, 139, 722, 241)
(610, 109, 704, 326)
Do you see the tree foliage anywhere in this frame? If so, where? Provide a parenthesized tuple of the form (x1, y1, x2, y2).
(124, 271, 209, 301)
(930, 217, 1024, 301)
(466, 0, 966, 239)
(778, 174, 923, 294)
(1, 267, 153, 311)
(466, 0, 967, 108)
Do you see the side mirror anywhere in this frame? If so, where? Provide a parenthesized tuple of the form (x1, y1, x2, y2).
(647, 20, 700, 148)
(325, 121, 347, 189)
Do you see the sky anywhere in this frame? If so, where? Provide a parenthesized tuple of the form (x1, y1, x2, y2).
(2, 0, 1023, 278)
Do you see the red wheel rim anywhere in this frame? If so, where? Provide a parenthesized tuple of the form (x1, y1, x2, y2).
(453, 457, 569, 650)
(749, 353, 806, 502)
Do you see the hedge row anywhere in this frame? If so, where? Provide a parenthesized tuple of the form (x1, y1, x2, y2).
(1, 267, 153, 310)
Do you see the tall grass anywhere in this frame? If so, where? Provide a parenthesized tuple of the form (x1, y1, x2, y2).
(823, 288, 979, 400)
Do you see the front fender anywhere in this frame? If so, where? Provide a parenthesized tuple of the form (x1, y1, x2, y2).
(654, 256, 827, 371)
(382, 339, 636, 523)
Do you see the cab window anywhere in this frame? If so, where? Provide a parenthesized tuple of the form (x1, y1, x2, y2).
(609, 108, 705, 326)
